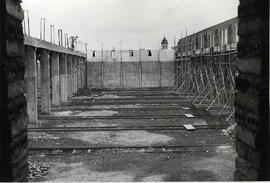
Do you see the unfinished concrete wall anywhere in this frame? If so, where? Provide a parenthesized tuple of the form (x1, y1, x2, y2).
(0, 0, 28, 181)
(141, 61, 159, 87)
(103, 62, 121, 88)
(161, 61, 175, 87)
(87, 62, 102, 88)
(122, 62, 140, 88)
(87, 49, 175, 89)
(234, 0, 269, 180)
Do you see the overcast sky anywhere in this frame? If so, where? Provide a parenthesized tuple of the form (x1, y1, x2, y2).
(22, 0, 239, 50)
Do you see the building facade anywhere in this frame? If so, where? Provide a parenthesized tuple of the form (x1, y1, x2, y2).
(175, 17, 238, 58)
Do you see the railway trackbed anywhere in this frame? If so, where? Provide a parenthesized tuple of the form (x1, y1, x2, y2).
(28, 144, 235, 155)
(38, 114, 233, 120)
(28, 124, 229, 132)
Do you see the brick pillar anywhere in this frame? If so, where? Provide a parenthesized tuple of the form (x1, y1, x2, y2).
(0, 0, 28, 181)
(67, 55, 72, 98)
(25, 46, 38, 123)
(40, 49, 51, 114)
(235, 0, 269, 180)
(59, 53, 68, 103)
(51, 52, 60, 106)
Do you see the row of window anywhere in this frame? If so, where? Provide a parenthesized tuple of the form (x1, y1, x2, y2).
(91, 50, 153, 57)
(178, 24, 238, 52)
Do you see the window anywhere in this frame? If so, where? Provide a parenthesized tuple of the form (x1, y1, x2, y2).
(204, 34, 208, 48)
(195, 37, 199, 49)
(224, 29, 228, 45)
(129, 50, 134, 57)
(92, 51, 96, 57)
(228, 24, 232, 44)
(111, 50, 115, 57)
(147, 50, 152, 56)
(214, 29, 219, 46)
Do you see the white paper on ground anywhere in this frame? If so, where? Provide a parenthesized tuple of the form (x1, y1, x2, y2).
(185, 114, 195, 118)
(183, 124, 196, 131)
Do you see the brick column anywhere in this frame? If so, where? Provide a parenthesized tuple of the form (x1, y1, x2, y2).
(40, 49, 51, 114)
(235, 0, 269, 180)
(0, 0, 28, 181)
(25, 46, 38, 123)
(50, 52, 60, 106)
(67, 55, 72, 98)
(59, 53, 68, 103)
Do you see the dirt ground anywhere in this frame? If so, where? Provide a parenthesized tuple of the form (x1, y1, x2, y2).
(29, 88, 236, 182)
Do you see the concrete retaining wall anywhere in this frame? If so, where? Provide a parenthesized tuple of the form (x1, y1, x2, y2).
(87, 61, 175, 89)
(141, 61, 159, 87)
(161, 61, 175, 87)
(103, 62, 121, 88)
(87, 62, 102, 88)
(123, 62, 140, 88)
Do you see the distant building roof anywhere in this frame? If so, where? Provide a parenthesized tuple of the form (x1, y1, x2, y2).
(161, 37, 168, 44)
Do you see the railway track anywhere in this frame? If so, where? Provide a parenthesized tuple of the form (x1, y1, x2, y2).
(28, 144, 234, 155)
(28, 124, 229, 132)
(38, 114, 234, 120)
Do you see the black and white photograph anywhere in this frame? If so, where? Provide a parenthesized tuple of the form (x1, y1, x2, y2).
(0, 0, 269, 182)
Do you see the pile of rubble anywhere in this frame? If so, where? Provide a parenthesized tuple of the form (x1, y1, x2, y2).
(28, 162, 50, 180)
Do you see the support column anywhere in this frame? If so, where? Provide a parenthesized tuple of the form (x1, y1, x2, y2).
(77, 57, 81, 90)
(72, 56, 77, 94)
(83, 58, 86, 88)
(67, 55, 72, 98)
(50, 52, 60, 106)
(25, 46, 38, 123)
(59, 53, 68, 103)
(82, 58, 87, 89)
(76, 57, 81, 92)
(40, 49, 51, 114)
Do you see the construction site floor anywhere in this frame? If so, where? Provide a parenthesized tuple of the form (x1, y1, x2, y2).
(29, 88, 236, 182)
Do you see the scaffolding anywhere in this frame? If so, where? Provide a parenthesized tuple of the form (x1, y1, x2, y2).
(173, 50, 237, 123)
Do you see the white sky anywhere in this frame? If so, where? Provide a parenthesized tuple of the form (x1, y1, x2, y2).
(22, 0, 239, 50)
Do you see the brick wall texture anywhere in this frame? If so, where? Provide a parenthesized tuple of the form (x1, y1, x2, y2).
(235, 0, 269, 180)
(0, 0, 29, 181)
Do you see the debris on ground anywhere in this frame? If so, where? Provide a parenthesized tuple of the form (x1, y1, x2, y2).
(184, 114, 195, 118)
(183, 124, 196, 131)
(28, 162, 50, 180)
(222, 123, 237, 138)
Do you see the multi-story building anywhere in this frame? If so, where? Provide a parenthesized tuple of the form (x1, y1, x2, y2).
(174, 17, 238, 58)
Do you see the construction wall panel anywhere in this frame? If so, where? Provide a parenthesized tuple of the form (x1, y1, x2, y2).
(123, 62, 140, 88)
(161, 61, 175, 87)
(87, 62, 102, 88)
(103, 62, 121, 88)
(142, 61, 159, 88)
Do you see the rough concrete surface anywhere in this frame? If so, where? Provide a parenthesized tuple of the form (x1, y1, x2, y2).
(29, 88, 236, 182)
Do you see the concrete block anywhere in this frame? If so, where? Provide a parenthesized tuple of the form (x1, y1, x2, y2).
(236, 125, 257, 149)
(236, 140, 261, 169)
(6, 0, 24, 20)
(236, 156, 258, 181)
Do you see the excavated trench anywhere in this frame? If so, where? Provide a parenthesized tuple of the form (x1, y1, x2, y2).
(29, 88, 236, 182)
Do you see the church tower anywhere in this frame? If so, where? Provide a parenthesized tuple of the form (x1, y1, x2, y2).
(161, 37, 168, 49)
